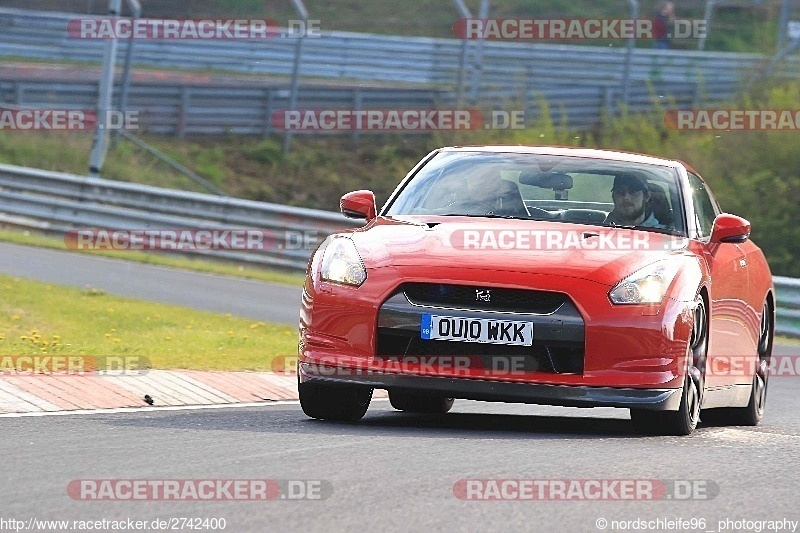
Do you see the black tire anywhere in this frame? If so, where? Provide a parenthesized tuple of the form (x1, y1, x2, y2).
(631, 374, 700, 436)
(631, 298, 707, 436)
(660, 373, 702, 435)
(389, 391, 454, 414)
(702, 301, 772, 427)
(299, 380, 373, 422)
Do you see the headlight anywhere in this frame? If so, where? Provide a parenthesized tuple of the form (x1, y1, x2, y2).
(609, 260, 680, 305)
(320, 237, 366, 286)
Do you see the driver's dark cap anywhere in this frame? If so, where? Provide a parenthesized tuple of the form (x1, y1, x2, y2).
(612, 173, 648, 193)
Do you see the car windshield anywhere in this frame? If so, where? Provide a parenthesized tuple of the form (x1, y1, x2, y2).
(385, 151, 687, 236)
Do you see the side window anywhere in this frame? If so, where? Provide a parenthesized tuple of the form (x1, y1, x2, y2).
(687, 173, 719, 239)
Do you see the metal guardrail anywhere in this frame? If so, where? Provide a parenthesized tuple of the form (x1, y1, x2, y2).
(0, 162, 797, 337)
(0, 74, 700, 134)
(774, 276, 800, 339)
(0, 162, 359, 270)
(0, 78, 442, 137)
(2, 8, 800, 131)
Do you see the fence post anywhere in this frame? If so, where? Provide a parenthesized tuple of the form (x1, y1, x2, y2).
(698, 0, 715, 51)
(352, 89, 362, 142)
(620, 0, 639, 109)
(469, 0, 490, 105)
(452, 0, 472, 108)
(523, 66, 532, 118)
(113, 0, 141, 147)
(603, 86, 614, 119)
(178, 86, 189, 138)
(88, 0, 121, 177)
(777, 0, 791, 51)
(283, 0, 309, 155)
(263, 89, 274, 139)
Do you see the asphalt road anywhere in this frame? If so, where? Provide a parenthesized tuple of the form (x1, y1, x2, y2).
(2, 241, 799, 532)
(2, 366, 799, 532)
(0, 242, 301, 324)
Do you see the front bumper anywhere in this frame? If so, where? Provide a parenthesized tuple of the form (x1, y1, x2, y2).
(377, 285, 586, 374)
(300, 265, 695, 397)
(299, 362, 683, 410)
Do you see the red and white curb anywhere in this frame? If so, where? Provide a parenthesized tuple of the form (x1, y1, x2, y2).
(0, 370, 300, 414)
(0, 370, 388, 415)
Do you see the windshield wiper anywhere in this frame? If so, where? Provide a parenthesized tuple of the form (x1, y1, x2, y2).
(439, 213, 530, 220)
(603, 223, 686, 238)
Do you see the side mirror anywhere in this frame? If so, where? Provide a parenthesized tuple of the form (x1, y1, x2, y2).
(340, 190, 377, 221)
(709, 213, 750, 244)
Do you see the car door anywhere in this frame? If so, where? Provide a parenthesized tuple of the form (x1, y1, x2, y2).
(688, 173, 752, 389)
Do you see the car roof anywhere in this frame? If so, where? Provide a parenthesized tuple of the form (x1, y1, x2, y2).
(439, 145, 699, 175)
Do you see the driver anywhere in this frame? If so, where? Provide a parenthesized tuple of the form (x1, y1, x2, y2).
(604, 173, 665, 228)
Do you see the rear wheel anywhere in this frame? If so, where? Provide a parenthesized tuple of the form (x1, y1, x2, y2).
(299, 380, 373, 422)
(389, 391, 454, 414)
(631, 298, 707, 436)
(702, 301, 771, 426)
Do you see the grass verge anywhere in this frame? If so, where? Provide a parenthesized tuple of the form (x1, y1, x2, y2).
(0, 274, 297, 371)
(776, 336, 800, 346)
(0, 228, 305, 287)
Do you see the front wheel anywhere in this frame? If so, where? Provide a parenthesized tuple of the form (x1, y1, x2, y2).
(631, 373, 700, 436)
(631, 298, 706, 436)
(299, 380, 373, 422)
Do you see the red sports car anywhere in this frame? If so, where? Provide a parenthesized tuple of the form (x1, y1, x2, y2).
(298, 146, 775, 435)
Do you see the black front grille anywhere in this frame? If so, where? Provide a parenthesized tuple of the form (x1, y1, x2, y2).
(377, 330, 583, 374)
(402, 283, 566, 314)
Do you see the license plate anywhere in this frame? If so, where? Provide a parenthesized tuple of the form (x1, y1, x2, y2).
(420, 314, 533, 346)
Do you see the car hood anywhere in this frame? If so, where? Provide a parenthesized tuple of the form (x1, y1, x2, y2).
(347, 216, 689, 287)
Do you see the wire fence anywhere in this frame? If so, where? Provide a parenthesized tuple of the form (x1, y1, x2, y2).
(2, 8, 800, 132)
